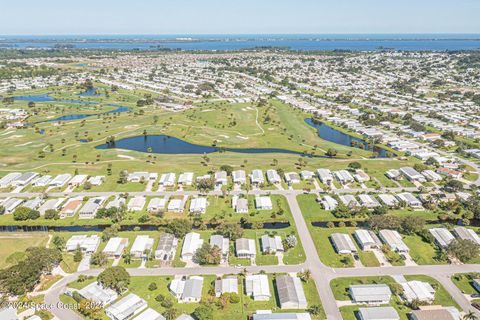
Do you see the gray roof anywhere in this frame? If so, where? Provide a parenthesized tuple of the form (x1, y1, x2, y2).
(252, 313, 311, 320)
(156, 233, 177, 252)
(349, 284, 392, 302)
(358, 307, 400, 320)
(330, 233, 357, 253)
(182, 277, 203, 299)
(276, 275, 307, 308)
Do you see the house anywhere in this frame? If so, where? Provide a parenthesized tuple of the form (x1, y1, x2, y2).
(167, 199, 184, 212)
(400, 167, 426, 182)
(429, 228, 455, 249)
(334, 170, 354, 184)
(38, 198, 65, 215)
(358, 194, 381, 208)
(436, 167, 462, 180)
(284, 172, 301, 185)
(69, 174, 88, 187)
(169, 276, 204, 303)
(79, 197, 105, 219)
(12, 172, 38, 186)
(178, 172, 194, 186)
(103, 237, 129, 257)
(401, 281, 435, 303)
(32, 175, 52, 187)
(210, 235, 229, 260)
(215, 171, 228, 186)
(396, 193, 423, 209)
(349, 284, 392, 304)
(87, 176, 104, 186)
(189, 197, 207, 214)
(232, 170, 246, 184)
(66, 235, 100, 253)
(317, 168, 333, 185)
(61, 197, 83, 217)
(266, 169, 281, 184)
(410, 306, 460, 320)
(453, 227, 480, 245)
(214, 276, 238, 297)
(235, 238, 256, 259)
(49, 174, 72, 187)
(339, 195, 359, 208)
(473, 279, 480, 293)
(133, 308, 165, 320)
(130, 235, 154, 258)
(106, 196, 126, 210)
(23, 198, 43, 210)
(354, 170, 370, 183)
(276, 275, 307, 309)
(106, 293, 148, 320)
(0, 307, 18, 320)
(255, 196, 273, 210)
(357, 307, 400, 320)
(385, 169, 402, 181)
(159, 173, 176, 186)
(127, 196, 146, 211)
(181, 232, 203, 260)
(378, 230, 409, 253)
(0, 172, 21, 188)
(2, 198, 24, 213)
(260, 235, 284, 254)
(245, 274, 271, 301)
(232, 196, 249, 213)
(251, 169, 265, 185)
(78, 282, 118, 305)
(252, 312, 312, 320)
(354, 230, 382, 250)
(155, 233, 178, 261)
(147, 198, 166, 212)
(378, 194, 398, 207)
(300, 170, 315, 180)
(422, 170, 442, 182)
(330, 233, 357, 254)
(321, 195, 338, 211)
(127, 172, 150, 182)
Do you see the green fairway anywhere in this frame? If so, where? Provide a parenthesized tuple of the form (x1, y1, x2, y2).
(0, 233, 49, 268)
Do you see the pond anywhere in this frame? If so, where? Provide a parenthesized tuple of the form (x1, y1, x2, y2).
(12, 93, 129, 122)
(304, 118, 391, 158)
(96, 134, 318, 157)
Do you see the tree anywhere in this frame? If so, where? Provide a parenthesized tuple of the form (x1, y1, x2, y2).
(325, 148, 338, 158)
(73, 246, 83, 263)
(389, 283, 404, 296)
(163, 308, 179, 320)
(447, 239, 480, 263)
(118, 170, 128, 184)
(90, 252, 108, 266)
(13, 206, 35, 221)
(166, 219, 192, 238)
(347, 162, 361, 171)
(97, 266, 130, 293)
(462, 311, 479, 320)
(308, 305, 323, 316)
(196, 177, 215, 192)
(194, 243, 221, 265)
(148, 282, 158, 291)
(193, 304, 214, 320)
(219, 165, 234, 175)
(368, 215, 401, 231)
(400, 216, 425, 234)
(45, 209, 60, 220)
(216, 223, 243, 241)
(52, 235, 66, 251)
(445, 179, 463, 192)
(102, 224, 120, 241)
(0, 206, 4, 215)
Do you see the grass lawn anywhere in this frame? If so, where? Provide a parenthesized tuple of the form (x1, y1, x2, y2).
(0, 233, 49, 268)
(403, 234, 447, 265)
(404, 275, 461, 310)
(60, 253, 81, 273)
(451, 273, 480, 295)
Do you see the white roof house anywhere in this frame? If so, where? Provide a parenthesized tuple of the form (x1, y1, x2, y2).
(321, 195, 338, 211)
(78, 282, 118, 305)
(23, 198, 43, 210)
(252, 312, 312, 320)
(232, 196, 249, 213)
(49, 174, 72, 187)
(215, 171, 228, 185)
(0, 172, 21, 188)
(32, 175, 52, 187)
(169, 276, 204, 303)
(178, 172, 194, 185)
(38, 198, 65, 215)
(379, 230, 409, 253)
(276, 275, 307, 309)
(69, 174, 88, 186)
(133, 308, 165, 320)
(210, 234, 229, 259)
(88, 176, 105, 186)
(181, 232, 204, 260)
(79, 197, 105, 219)
(130, 235, 154, 258)
(251, 169, 265, 185)
(0, 307, 18, 320)
(300, 170, 315, 180)
(266, 169, 281, 184)
(378, 194, 399, 207)
(214, 276, 238, 297)
(453, 227, 480, 245)
(396, 193, 422, 208)
(399, 167, 425, 182)
(422, 170, 442, 182)
(106, 293, 148, 320)
(255, 196, 273, 210)
(2, 198, 24, 213)
(284, 172, 301, 185)
(349, 284, 392, 304)
(357, 307, 400, 320)
(334, 170, 354, 183)
(354, 230, 382, 250)
(245, 274, 271, 301)
(189, 197, 207, 214)
(330, 233, 357, 254)
(339, 195, 359, 208)
(235, 238, 256, 259)
(127, 172, 149, 182)
(103, 237, 129, 257)
(167, 199, 184, 212)
(429, 228, 455, 249)
(12, 172, 38, 186)
(159, 173, 176, 186)
(127, 196, 146, 211)
(147, 198, 166, 212)
(260, 235, 284, 253)
(232, 170, 246, 184)
(106, 196, 126, 209)
(358, 194, 381, 208)
(401, 280, 435, 303)
(66, 235, 101, 253)
(316, 168, 333, 184)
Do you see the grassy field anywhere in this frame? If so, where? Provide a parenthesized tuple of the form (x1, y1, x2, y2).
(0, 233, 49, 268)
(402, 234, 447, 265)
(451, 273, 480, 295)
(404, 275, 461, 310)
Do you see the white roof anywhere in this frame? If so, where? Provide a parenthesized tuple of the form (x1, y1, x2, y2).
(246, 274, 271, 298)
(182, 232, 204, 256)
(133, 308, 165, 320)
(130, 235, 154, 254)
(106, 293, 147, 320)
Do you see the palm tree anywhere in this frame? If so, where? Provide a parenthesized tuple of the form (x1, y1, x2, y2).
(462, 311, 478, 320)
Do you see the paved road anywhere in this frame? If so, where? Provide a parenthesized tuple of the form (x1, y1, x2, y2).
(36, 193, 480, 320)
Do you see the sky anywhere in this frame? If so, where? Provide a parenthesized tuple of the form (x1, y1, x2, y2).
(1, 0, 480, 35)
